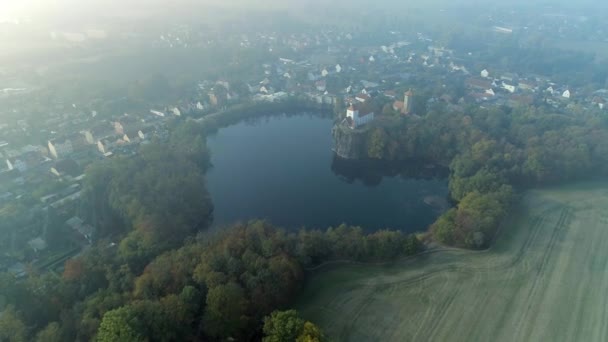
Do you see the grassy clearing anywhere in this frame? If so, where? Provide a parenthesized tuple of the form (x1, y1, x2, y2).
(296, 182, 608, 341)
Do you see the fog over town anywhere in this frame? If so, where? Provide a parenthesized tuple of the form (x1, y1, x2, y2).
(2, 0, 608, 341)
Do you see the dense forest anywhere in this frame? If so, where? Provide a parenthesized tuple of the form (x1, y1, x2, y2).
(362, 102, 608, 248)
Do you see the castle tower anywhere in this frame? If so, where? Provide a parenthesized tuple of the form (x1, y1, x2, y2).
(346, 104, 358, 120)
(403, 89, 413, 114)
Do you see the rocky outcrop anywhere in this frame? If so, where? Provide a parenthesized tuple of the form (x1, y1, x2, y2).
(332, 123, 370, 159)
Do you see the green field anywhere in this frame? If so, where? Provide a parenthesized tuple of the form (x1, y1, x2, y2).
(296, 183, 608, 341)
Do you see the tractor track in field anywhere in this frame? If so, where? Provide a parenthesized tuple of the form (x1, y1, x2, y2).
(298, 185, 608, 342)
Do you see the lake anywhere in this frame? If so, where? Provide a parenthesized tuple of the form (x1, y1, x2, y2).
(205, 113, 449, 233)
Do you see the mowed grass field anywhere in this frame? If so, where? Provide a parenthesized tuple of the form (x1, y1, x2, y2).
(296, 183, 608, 341)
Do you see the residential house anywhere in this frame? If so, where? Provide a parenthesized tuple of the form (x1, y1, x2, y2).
(315, 80, 327, 92)
(6, 158, 27, 172)
(465, 77, 493, 90)
(562, 89, 571, 99)
(48, 138, 73, 159)
(66, 216, 94, 244)
(83, 123, 114, 145)
(355, 93, 371, 103)
(502, 82, 517, 93)
(481, 69, 490, 78)
(51, 159, 82, 178)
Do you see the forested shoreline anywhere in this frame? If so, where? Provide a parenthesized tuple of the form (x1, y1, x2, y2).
(357, 103, 608, 248)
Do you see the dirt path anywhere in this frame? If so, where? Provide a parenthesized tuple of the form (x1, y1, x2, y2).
(296, 183, 608, 341)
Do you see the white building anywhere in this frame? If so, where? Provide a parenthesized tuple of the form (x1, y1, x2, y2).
(48, 139, 73, 159)
(346, 104, 374, 128)
(335, 64, 342, 73)
(6, 158, 27, 172)
(481, 69, 490, 78)
(562, 90, 571, 99)
(502, 82, 516, 93)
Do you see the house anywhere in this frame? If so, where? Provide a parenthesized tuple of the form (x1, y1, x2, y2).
(480, 69, 490, 78)
(518, 80, 537, 92)
(48, 138, 73, 159)
(592, 97, 606, 110)
(315, 80, 327, 92)
(6, 158, 27, 172)
(345, 104, 374, 128)
(114, 116, 140, 135)
(138, 127, 154, 140)
(150, 109, 165, 117)
(355, 93, 371, 103)
(66, 216, 94, 244)
(28, 237, 47, 253)
(500, 73, 518, 83)
(97, 139, 110, 154)
(501, 82, 517, 93)
(208, 92, 219, 106)
(562, 89, 571, 99)
(51, 159, 81, 178)
(485, 88, 496, 96)
(170, 107, 181, 116)
(336, 64, 342, 73)
(321, 68, 329, 77)
(383, 90, 397, 99)
(83, 123, 114, 145)
(465, 78, 492, 90)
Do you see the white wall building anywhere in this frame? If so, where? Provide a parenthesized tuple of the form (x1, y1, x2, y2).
(6, 159, 27, 172)
(48, 139, 73, 159)
(346, 105, 374, 129)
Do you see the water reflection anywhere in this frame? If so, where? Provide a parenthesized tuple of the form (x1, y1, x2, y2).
(331, 155, 449, 187)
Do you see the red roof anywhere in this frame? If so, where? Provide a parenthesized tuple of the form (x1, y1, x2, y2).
(405, 89, 413, 97)
(393, 101, 404, 110)
(356, 93, 371, 101)
(465, 78, 492, 90)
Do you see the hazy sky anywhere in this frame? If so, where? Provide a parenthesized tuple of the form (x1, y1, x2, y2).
(0, 0, 601, 22)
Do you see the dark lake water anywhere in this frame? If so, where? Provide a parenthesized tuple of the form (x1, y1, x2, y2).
(206, 113, 449, 233)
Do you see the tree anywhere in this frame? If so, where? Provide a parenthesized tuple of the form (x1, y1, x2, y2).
(0, 306, 28, 342)
(36, 322, 62, 342)
(368, 128, 388, 159)
(297, 321, 324, 342)
(263, 310, 305, 342)
(96, 307, 144, 342)
(203, 282, 249, 339)
(263, 310, 324, 342)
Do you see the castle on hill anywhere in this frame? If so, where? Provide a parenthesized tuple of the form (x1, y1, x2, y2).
(345, 103, 374, 129)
